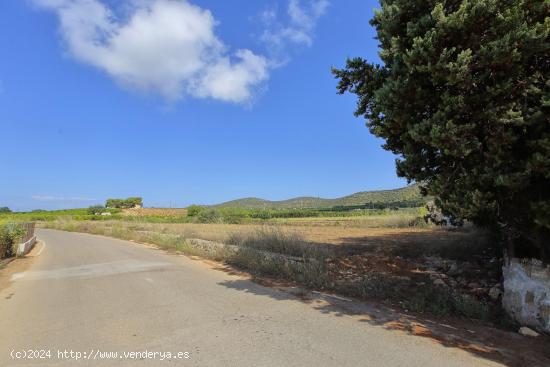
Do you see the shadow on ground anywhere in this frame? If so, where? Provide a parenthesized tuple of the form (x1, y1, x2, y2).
(330, 227, 499, 262)
(218, 278, 550, 367)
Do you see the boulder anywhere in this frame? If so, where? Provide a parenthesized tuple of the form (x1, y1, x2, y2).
(518, 327, 540, 337)
(488, 286, 502, 301)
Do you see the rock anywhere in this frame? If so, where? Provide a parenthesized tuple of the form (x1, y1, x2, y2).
(391, 275, 411, 282)
(433, 278, 447, 287)
(447, 278, 458, 288)
(447, 262, 460, 275)
(488, 286, 502, 301)
(518, 327, 540, 337)
(471, 287, 488, 296)
(468, 282, 480, 289)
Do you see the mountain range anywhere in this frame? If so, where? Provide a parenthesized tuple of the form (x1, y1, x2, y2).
(213, 185, 426, 209)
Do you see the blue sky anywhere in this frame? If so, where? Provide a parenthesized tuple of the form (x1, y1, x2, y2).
(0, 0, 406, 211)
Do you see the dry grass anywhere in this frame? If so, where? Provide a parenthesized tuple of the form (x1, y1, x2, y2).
(227, 227, 333, 259)
(267, 212, 421, 228)
(121, 208, 188, 217)
(77, 220, 465, 251)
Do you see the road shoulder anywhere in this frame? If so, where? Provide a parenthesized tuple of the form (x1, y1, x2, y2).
(0, 240, 45, 292)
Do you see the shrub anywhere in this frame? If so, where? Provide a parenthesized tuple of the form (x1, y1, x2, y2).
(186, 205, 204, 217)
(222, 212, 246, 224)
(0, 207, 11, 213)
(0, 223, 26, 259)
(87, 205, 105, 215)
(196, 209, 223, 223)
(106, 197, 143, 209)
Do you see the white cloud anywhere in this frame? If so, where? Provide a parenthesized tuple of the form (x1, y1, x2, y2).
(195, 50, 268, 103)
(260, 0, 329, 62)
(32, 195, 97, 202)
(33, 0, 269, 103)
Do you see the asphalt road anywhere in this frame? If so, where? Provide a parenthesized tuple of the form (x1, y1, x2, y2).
(0, 229, 503, 366)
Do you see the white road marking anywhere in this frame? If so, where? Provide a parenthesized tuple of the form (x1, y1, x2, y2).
(11, 260, 170, 282)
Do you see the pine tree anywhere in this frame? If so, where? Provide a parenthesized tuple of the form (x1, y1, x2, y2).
(333, 0, 550, 261)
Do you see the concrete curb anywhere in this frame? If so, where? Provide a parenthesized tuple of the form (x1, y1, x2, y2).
(16, 235, 37, 256)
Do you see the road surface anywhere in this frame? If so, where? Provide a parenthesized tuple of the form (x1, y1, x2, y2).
(0, 229, 503, 366)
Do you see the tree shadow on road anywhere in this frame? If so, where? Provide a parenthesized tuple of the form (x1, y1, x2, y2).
(218, 278, 550, 367)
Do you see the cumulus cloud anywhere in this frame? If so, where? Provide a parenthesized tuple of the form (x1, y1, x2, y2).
(33, 0, 269, 103)
(260, 0, 329, 62)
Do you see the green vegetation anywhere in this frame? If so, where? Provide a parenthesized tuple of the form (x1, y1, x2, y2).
(0, 223, 26, 259)
(185, 206, 426, 226)
(334, 1, 549, 261)
(87, 205, 106, 215)
(105, 197, 143, 209)
(0, 208, 122, 222)
(186, 205, 203, 217)
(0, 207, 11, 214)
(214, 185, 426, 209)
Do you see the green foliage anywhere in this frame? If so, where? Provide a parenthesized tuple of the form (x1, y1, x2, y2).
(0, 207, 11, 213)
(0, 208, 123, 222)
(196, 209, 223, 223)
(186, 205, 204, 217)
(334, 0, 550, 260)
(87, 205, 105, 215)
(106, 197, 143, 209)
(0, 223, 26, 258)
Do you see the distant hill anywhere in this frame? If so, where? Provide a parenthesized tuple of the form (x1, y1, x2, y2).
(213, 185, 427, 210)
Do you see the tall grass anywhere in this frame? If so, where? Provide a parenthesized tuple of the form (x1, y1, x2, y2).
(227, 227, 332, 258)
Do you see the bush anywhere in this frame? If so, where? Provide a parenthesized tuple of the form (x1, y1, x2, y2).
(0, 223, 26, 259)
(196, 209, 222, 223)
(186, 205, 204, 217)
(222, 212, 246, 224)
(87, 205, 105, 215)
(106, 197, 143, 209)
(0, 207, 11, 213)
